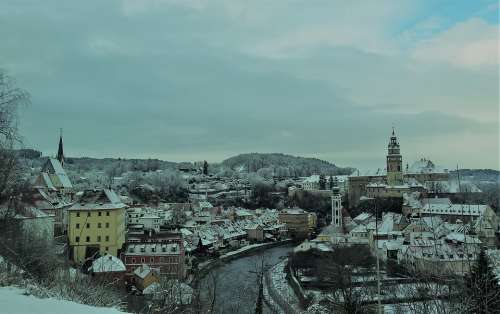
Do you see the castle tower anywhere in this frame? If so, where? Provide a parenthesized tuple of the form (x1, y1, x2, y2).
(386, 127, 403, 186)
(57, 128, 64, 167)
(331, 178, 342, 228)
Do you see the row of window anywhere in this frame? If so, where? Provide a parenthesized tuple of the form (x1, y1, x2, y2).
(75, 235, 110, 243)
(76, 211, 110, 217)
(129, 257, 177, 264)
(75, 222, 110, 229)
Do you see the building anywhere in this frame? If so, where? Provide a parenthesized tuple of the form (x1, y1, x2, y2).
(348, 128, 450, 208)
(403, 197, 498, 225)
(122, 242, 185, 279)
(331, 184, 342, 228)
(132, 264, 160, 292)
(246, 224, 264, 242)
(34, 158, 73, 195)
(278, 208, 315, 239)
(386, 128, 403, 186)
(90, 254, 126, 280)
(68, 189, 126, 263)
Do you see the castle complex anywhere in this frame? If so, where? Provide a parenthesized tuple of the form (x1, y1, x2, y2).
(348, 129, 449, 208)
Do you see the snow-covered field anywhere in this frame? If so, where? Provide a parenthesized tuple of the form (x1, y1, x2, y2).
(0, 287, 128, 314)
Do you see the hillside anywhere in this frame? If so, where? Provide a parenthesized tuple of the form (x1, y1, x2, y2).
(450, 169, 500, 183)
(221, 153, 354, 176)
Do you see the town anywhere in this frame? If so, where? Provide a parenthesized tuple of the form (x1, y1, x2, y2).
(0, 1, 498, 313)
(1, 125, 499, 313)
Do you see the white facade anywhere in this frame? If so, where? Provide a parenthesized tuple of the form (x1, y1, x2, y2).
(331, 188, 342, 228)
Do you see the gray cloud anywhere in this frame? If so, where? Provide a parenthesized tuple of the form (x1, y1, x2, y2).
(1, 0, 497, 170)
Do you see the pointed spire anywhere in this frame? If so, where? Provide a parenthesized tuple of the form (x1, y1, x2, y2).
(57, 128, 64, 167)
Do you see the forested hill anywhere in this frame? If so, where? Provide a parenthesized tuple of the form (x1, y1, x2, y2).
(222, 153, 355, 176)
(450, 169, 500, 183)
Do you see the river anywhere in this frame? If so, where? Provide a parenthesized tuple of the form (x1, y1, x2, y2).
(200, 245, 293, 314)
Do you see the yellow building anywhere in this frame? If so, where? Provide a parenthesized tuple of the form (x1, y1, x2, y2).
(279, 208, 316, 240)
(68, 189, 126, 264)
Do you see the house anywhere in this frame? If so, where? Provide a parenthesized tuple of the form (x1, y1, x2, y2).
(67, 189, 127, 264)
(133, 264, 160, 292)
(403, 197, 497, 225)
(90, 254, 126, 280)
(246, 224, 264, 242)
(122, 242, 185, 279)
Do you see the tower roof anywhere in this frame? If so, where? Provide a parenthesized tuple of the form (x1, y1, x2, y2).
(57, 129, 64, 166)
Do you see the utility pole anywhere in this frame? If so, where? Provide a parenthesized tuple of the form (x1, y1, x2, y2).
(375, 198, 382, 314)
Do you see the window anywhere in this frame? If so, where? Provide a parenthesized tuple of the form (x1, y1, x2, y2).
(86, 223, 90, 228)
(75, 236, 80, 243)
(105, 236, 109, 241)
(141, 258, 145, 263)
(98, 211, 102, 216)
(97, 236, 101, 242)
(105, 247, 108, 251)
(87, 212, 91, 217)
(98, 223, 102, 228)
(76, 223, 80, 229)
(76, 212, 80, 217)
(132, 258, 136, 263)
(105, 223, 110, 228)
(86, 236, 90, 242)
(150, 257, 154, 263)
(106, 212, 110, 216)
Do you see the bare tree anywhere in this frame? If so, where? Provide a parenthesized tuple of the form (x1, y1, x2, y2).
(0, 70, 29, 201)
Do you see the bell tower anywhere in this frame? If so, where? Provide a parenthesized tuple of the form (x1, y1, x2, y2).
(386, 127, 403, 186)
(331, 178, 342, 228)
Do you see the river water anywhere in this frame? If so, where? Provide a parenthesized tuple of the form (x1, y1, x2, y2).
(200, 245, 293, 314)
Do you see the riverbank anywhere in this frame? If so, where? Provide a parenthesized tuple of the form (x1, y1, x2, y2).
(195, 239, 293, 280)
(192, 243, 294, 313)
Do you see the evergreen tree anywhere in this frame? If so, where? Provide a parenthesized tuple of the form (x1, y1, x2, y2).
(328, 175, 334, 190)
(465, 248, 500, 313)
(203, 160, 209, 175)
(319, 174, 326, 190)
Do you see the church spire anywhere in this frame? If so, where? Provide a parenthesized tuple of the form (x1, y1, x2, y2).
(57, 128, 64, 167)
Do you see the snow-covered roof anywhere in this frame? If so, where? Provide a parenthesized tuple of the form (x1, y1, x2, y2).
(134, 264, 155, 279)
(418, 203, 490, 216)
(69, 189, 126, 211)
(353, 212, 373, 223)
(91, 255, 126, 273)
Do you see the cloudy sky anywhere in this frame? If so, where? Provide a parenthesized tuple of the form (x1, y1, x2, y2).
(1, 0, 498, 170)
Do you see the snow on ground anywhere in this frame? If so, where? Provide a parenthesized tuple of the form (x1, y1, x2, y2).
(219, 243, 270, 259)
(0, 287, 128, 314)
(267, 260, 302, 313)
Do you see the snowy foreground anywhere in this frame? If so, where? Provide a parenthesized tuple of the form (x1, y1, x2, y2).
(0, 287, 128, 314)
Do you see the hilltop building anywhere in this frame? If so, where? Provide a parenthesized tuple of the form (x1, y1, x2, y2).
(348, 128, 450, 208)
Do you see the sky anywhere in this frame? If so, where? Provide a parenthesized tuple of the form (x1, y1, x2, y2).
(1, 0, 498, 170)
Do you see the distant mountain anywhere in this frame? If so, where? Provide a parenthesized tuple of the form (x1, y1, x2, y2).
(221, 153, 355, 176)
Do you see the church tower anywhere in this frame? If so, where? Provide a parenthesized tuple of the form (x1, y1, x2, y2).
(386, 128, 403, 186)
(331, 178, 342, 228)
(57, 129, 65, 167)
